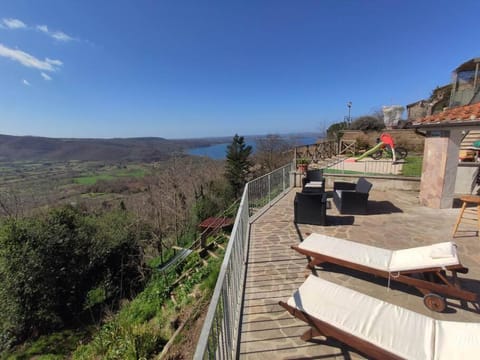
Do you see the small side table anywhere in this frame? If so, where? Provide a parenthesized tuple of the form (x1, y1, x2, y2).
(452, 195, 480, 239)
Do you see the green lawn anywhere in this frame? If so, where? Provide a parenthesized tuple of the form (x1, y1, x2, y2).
(400, 156, 423, 177)
(73, 167, 147, 185)
(74, 174, 116, 185)
(116, 168, 145, 177)
(323, 155, 423, 178)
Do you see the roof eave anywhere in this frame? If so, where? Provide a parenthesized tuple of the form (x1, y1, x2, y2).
(412, 119, 480, 129)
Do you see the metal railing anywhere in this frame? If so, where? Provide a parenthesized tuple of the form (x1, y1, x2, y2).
(247, 164, 292, 218)
(326, 158, 403, 176)
(194, 163, 293, 360)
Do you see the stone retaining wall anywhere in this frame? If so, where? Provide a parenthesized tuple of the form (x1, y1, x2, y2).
(323, 174, 421, 191)
(292, 171, 421, 191)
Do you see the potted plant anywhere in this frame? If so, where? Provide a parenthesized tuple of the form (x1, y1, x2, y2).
(296, 158, 309, 173)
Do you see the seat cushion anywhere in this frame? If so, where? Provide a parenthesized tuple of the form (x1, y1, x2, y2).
(389, 242, 459, 272)
(299, 233, 392, 271)
(300, 234, 460, 273)
(287, 275, 435, 360)
(355, 177, 373, 194)
(434, 320, 480, 360)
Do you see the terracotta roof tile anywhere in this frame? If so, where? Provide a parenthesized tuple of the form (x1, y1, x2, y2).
(413, 102, 480, 126)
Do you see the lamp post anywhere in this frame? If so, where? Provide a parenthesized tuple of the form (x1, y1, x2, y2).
(347, 101, 352, 124)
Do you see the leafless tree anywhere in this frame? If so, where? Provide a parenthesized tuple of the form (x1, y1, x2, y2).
(254, 134, 292, 172)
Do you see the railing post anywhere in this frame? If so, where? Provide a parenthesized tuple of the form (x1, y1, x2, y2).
(268, 173, 271, 205)
(282, 167, 285, 191)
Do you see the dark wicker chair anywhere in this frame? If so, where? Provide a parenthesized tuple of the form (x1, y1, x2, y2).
(333, 177, 373, 214)
(302, 169, 325, 193)
(294, 192, 327, 226)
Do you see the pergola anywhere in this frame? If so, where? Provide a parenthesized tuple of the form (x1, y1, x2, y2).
(413, 102, 480, 208)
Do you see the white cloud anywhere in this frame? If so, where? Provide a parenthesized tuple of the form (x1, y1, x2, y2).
(52, 31, 73, 42)
(41, 72, 52, 81)
(1, 19, 76, 42)
(36, 24, 48, 33)
(46, 58, 63, 66)
(0, 43, 62, 71)
(22, 79, 31, 86)
(1, 18, 27, 29)
(36, 24, 73, 42)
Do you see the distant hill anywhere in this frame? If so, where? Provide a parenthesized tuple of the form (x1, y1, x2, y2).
(0, 134, 222, 162)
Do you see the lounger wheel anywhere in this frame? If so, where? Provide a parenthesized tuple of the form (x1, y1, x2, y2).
(423, 293, 446, 312)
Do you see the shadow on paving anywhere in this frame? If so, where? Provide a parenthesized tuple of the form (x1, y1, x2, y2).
(325, 215, 355, 226)
(364, 200, 403, 215)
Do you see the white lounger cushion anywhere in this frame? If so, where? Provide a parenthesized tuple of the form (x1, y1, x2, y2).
(389, 242, 459, 272)
(288, 275, 435, 359)
(300, 233, 459, 272)
(299, 233, 392, 271)
(287, 275, 480, 360)
(434, 321, 480, 360)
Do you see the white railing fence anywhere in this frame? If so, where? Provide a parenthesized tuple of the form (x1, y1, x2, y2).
(326, 159, 403, 176)
(194, 163, 293, 360)
(247, 164, 292, 219)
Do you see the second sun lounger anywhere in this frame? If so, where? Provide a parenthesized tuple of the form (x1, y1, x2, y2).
(292, 233, 477, 312)
(280, 275, 480, 360)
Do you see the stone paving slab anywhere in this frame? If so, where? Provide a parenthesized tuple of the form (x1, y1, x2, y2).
(238, 186, 480, 359)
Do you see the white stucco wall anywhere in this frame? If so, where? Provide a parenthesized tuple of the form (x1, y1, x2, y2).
(455, 164, 479, 194)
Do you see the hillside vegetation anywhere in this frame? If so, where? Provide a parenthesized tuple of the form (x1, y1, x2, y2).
(0, 134, 226, 162)
(0, 133, 292, 358)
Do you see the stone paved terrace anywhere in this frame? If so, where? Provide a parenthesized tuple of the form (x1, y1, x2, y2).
(238, 186, 480, 359)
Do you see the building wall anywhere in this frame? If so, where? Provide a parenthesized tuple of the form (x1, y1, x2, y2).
(407, 102, 428, 121)
(455, 164, 479, 194)
(419, 129, 463, 208)
(407, 85, 452, 121)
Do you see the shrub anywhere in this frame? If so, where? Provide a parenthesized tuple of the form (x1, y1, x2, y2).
(72, 252, 222, 359)
(349, 116, 385, 131)
(326, 121, 348, 141)
(0, 205, 146, 350)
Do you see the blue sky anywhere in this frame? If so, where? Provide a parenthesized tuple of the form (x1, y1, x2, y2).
(0, 0, 479, 139)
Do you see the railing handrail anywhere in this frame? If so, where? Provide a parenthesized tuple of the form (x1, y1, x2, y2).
(194, 186, 248, 359)
(249, 163, 293, 183)
(194, 163, 293, 359)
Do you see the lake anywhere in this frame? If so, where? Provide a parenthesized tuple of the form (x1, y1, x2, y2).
(187, 136, 319, 160)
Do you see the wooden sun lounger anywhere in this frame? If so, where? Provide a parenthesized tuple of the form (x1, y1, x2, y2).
(292, 233, 478, 312)
(279, 275, 480, 360)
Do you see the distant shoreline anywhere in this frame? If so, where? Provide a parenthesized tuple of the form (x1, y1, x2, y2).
(187, 135, 319, 160)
